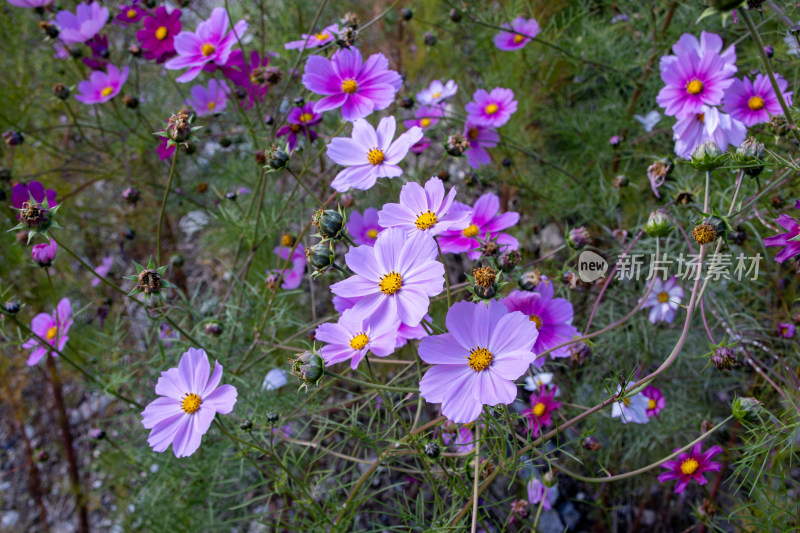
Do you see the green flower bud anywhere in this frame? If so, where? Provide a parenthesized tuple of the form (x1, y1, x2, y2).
(732, 396, 765, 424)
(644, 211, 672, 237)
(690, 141, 727, 171)
(313, 209, 345, 240)
(289, 350, 324, 389)
(734, 136, 765, 177)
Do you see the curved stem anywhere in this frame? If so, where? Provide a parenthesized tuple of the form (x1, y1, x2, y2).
(157, 148, 179, 266)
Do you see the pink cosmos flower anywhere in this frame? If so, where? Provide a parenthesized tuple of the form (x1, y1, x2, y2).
(185, 79, 230, 117)
(522, 386, 561, 437)
(11, 181, 57, 215)
(75, 64, 129, 105)
(527, 478, 557, 511)
(31, 239, 57, 267)
(284, 23, 338, 50)
(210, 50, 273, 109)
(666, 31, 737, 74)
(165, 7, 248, 83)
(419, 300, 538, 423)
(330, 228, 444, 328)
(723, 73, 792, 127)
(7, 0, 52, 8)
(326, 116, 423, 192)
(658, 443, 722, 493)
(403, 105, 445, 131)
(346, 207, 383, 246)
(438, 192, 520, 260)
(136, 6, 182, 63)
(378, 177, 470, 237)
(315, 309, 400, 369)
(416, 79, 458, 106)
(22, 298, 73, 366)
(493, 17, 540, 51)
(114, 4, 146, 26)
(410, 136, 431, 154)
(276, 104, 322, 151)
(672, 106, 746, 159)
(91, 256, 114, 287)
(610, 385, 650, 424)
(331, 295, 428, 348)
(463, 122, 499, 169)
(778, 322, 795, 339)
(266, 243, 306, 290)
(55, 2, 109, 44)
(764, 214, 800, 263)
(302, 47, 402, 121)
(641, 276, 684, 324)
(442, 426, 474, 453)
(157, 136, 176, 160)
(141, 348, 237, 458)
(465, 88, 517, 128)
(642, 385, 665, 418)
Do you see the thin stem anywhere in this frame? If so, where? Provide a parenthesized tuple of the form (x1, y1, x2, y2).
(157, 149, 179, 266)
(471, 424, 480, 533)
(324, 369, 418, 393)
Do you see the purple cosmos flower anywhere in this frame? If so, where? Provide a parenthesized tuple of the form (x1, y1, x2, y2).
(658, 443, 722, 493)
(315, 308, 400, 369)
(672, 106, 746, 159)
(31, 239, 57, 267)
(82, 34, 109, 71)
(442, 426, 474, 454)
(141, 348, 237, 458)
(494, 17, 540, 51)
(55, 2, 109, 44)
(331, 228, 444, 328)
(463, 122, 499, 169)
(266, 243, 306, 290)
(778, 322, 795, 339)
(160, 323, 180, 347)
(326, 116, 423, 192)
(22, 298, 73, 366)
(723, 73, 793, 127)
(418, 300, 538, 423)
(610, 385, 650, 424)
(438, 192, 520, 260)
(403, 105, 445, 131)
(641, 276, 684, 324)
(277, 104, 322, 151)
(136, 6, 182, 63)
(331, 294, 427, 348)
(115, 4, 146, 26)
(211, 50, 273, 108)
(416, 79, 458, 106)
(75, 64, 129, 105)
(11, 182, 57, 215)
(642, 385, 665, 418)
(522, 385, 561, 437)
(157, 136, 176, 160)
(90, 256, 114, 287)
(764, 214, 800, 263)
(501, 282, 579, 364)
(302, 47, 402, 121)
(347, 207, 384, 246)
(656, 32, 737, 117)
(185, 79, 230, 117)
(410, 136, 431, 154)
(465, 88, 517, 128)
(164, 7, 248, 83)
(527, 478, 557, 511)
(284, 23, 338, 50)
(7, 0, 52, 8)
(378, 177, 470, 237)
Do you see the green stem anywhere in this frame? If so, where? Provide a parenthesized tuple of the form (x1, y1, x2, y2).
(324, 369, 418, 393)
(157, 148, 179, 266)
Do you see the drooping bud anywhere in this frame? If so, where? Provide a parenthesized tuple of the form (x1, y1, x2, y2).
(445, 132, 470, 157)
(306, 243, 334, 274)
(692, 223, 718, 245)
(644, 211, 672, 237)
(288, 350, 324, 389)
(734, 136, 765, 176)
(567, 226, 590, 249)
(690, 140, 727, 171)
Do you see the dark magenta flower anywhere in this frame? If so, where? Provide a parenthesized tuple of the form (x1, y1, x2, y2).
(11, 182, 57, 214)
(522, 385, 561, 436)
(642, 385, 666, 418)
(136, 6, 182, 63)
(114, 4, 147, 26)
(346, 208, 383, 246)
(658, 443, 722, 493)
(764, 214, 800, 263)
(438, 192, 519, 260)
(31, 239, 57, 267)
(276, 104, 322, 150)
(778, 322, 795, 338)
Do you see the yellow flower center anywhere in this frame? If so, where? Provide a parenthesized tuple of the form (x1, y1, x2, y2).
(463, 224, 480, 238)
(686, 79, 704, 95)
(622, 397, 631, 407)
(433, 91, 441, 98)
(680, 458, 699, 475)
(202, 43, 216, 57)
(315, 32, 329, 40)
(533, 402, 546, 417)
(529, 315, 543, 329)
(349, 333, 369, 350)
(379, 271, 403, 295)
(697, 112, 705, 123)
(207, 101, 216, 110)
(467, 347, 493, 372)
(101, 86, 114, 97)
(341, 78, 358, 94)
(748, 95, 765, 111)
(281, 234, 293, 246)
(468, 127, 479, 139)
(126, 8, 137, 18)
(648, 399, 656, 410)
(420, 117, 432, 128)
(513, 34, 525, 44)
(46, 326, 58, 341)
(290, 123, 302, 133)
(367, 148, 385, 166)
(155, 26, 168, 41)
(415, 210, 438, 230)
(485, 103, 500, 115)
(181, 393, 202, 414)
(657, 291, 669, 304)
(367, 229, 378, 239)
(299, 112, 313, 123)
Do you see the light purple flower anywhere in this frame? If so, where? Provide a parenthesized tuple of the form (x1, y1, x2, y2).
(463, 122, 499, 169)
(465, 88, 517, 128)
(442, 426, 474, 454)
(527, 478, 557, 511)
(494, 17, 540, 51)
(75, 64, 129, 105)
(610, 385, 650, 424)
(416, 79, 458, 106)
(778, 322, 795, 339)
(658, 443, 722, 493)
(266, 243, 306, 290)
(764, 214, 800, 263)
(302, 47, 402, 121)
(284, 23, 338, 50)
(438, 192, 520, 260)
(331, 228, 444, 328)
(276, 104, 322, 151)
(418, 300, 538, 423)
(55, 2, 109, 44)
(7, 0, 52, 8)
(315, 308, 400, 369)
(378, 177, 470, 237)
(91, 256, 114, 287)
(164, 7, 248, 83)
(31, 239, 57, 267)
(403, 105, 445, 131)
(141, 347, 237, 458)
(641, 276, 684, 324)
(642, 385, 665, 418)
(723, 73, 792, 127)
(672, 105, 746, 159)
(346, 207, 383, 246)
(22, 298, 73, 366)
(326, 116, 423, 192)
(185, 79, 230, 117)
(332, 294, 428, 348)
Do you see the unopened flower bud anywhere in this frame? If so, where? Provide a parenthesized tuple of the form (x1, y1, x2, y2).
(519, 270, 542, 291)
(3, 301, 20, 315)
(39, 21, 59, 38)
(91, 428, 106, 440)
(254, 150, 266, 165)
(582, 435, 602, 451)
(764, 44, 774, 58)
(733, 396, 765, 424)
(31, 240, 57, 267)
(567, 226, 590, 249)
(711, 346, 739, 371)
(289, 350, 324, 389)
(306, 243, 333, 272)
(166, 110, 192, 143)
(644, 211, 672, 237)
(400, 7, 413, 20)
(204, 322, 223, 336)
(313, 209, 345, 240)
(399, 96, 414, 109)
(445, 132, 470, 157)
(266, 411, 279, 424)
(424, 442, 440, 458)
(613, 175, 628, 188)
(53, 83, 70, 100)
(171, 254, 184, 268)
(690, 140, 726, 171)
(424, 32, 437, 46)
(735, 136, 765, 176)
(340, 12, 359, 29)
(19, 201, 50, 231)
(3, 131, 24, 147)
(122, 187, 139, 205)
(129, 44, 142, 57)
(265, 145, 289, 169)
(240, 419, 253, 432)
(123, 95, 139, 109)
(692, 223, 718, 245)
(449, 8, 463, 22)
(293, 96, 305, 107)
(499, 250, 521, 272)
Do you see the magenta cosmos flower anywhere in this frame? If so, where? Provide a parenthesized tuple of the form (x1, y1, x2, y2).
(185, 79, 230, 117)
(764, 213, 800, 263)
(641, 276, 684, 324)
(302, 47, 402, 121)
(284, 23, 338, 50)
(75, 64, 129, 105)
(347, 207, 384, 246)
(11, 181, 57, 215)
(464, 122, 499, 169)
(501, 282, 579, 364)
(658, 443, 722, 494)
(90, 256, 114, 287)
(326, 116, 423, 192)
(315, 309, 399, 369)
(141, 348, 237, 458)
(723, 73, 793, 127)
(136, 6, 182, 63)
(55, 2, 109, 44)
(165, 7, 248, 83)
(22, 298, 73, 366)
(438, 192, 520, 260)
(266, 243, 306, 290)
(277, 104, 322, 151)
(331, 228, 444, 327)
(416, 79, 458, 106)
(778, 322, 795, 338)
(212, 50, 273, 108)
(403, 105, 445, 131)
(465, 88, 517, 128)
(642, 385, 665, 418)
(7, 0, 52, 8)
(672, 105, 746, 159)
(522, 385, 561, 437)
(114, 4, 146, 26)
(418, 300, 538, 423)
(494, 17, 540, 51)
(31, 239, 57, 267)
(378, 177, 470, 237)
